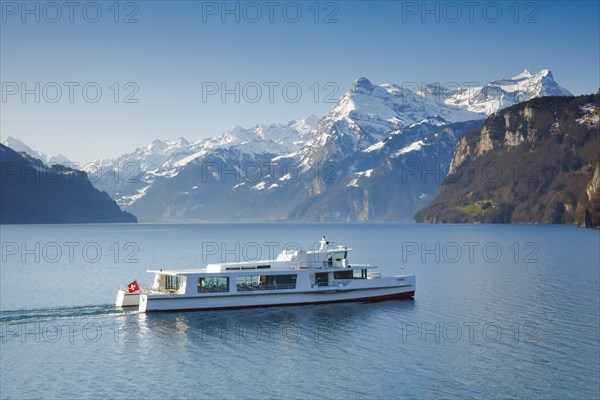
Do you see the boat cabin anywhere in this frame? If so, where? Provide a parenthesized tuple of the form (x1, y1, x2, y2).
(144, 239, 376, 296)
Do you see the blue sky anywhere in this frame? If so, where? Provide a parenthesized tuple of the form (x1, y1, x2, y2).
(1, 0, 599, 163)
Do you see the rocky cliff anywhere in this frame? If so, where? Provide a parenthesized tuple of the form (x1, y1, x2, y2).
(415, 93, 600, 226)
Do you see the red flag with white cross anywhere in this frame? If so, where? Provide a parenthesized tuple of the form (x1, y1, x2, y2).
(127, 280, 140, 293)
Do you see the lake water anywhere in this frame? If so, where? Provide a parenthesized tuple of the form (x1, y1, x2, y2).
(1, 223, 598, 399)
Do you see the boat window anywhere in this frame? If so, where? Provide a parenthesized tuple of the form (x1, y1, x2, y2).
(237, 274, 297, 291)
(166, 275, 182, 290)
(333, 269, 367, 279)
(333, 270, 353, 279)
(270, 274, 296, 289)
(327, 251, 347, 266)
(355, 269, 367, 279)
(236, 275, 261, 290)
(257, 265, 271, 269)
(315, 272, 329, 286)
(198, 276, 229, 293)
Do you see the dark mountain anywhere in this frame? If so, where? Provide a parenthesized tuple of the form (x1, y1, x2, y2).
(415, 93, 600, 227)
(0, 144, 137, 224)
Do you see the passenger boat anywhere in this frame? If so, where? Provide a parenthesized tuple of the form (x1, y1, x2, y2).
(116, 237, 415, 312)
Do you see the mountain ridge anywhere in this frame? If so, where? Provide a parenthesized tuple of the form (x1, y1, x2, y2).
(1, 136, 71, 166)
(0, 144, 137, 224)
(3, 69, 575, 222)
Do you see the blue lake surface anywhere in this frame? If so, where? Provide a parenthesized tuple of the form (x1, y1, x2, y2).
(1, 223, 599, 399)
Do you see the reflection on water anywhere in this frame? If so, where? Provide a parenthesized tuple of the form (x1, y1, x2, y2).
(134, 299, 417, 347)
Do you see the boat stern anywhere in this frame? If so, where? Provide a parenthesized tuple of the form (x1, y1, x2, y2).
(115, 289, 141, 307)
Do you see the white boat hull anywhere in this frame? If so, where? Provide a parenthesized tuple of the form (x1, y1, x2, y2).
(139, 280, 415, 312)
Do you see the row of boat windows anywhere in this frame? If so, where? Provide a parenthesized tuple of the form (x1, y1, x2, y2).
(314, 269, 367, 286)
(196, 270, 368, 293)
(198, 274, 298, 293)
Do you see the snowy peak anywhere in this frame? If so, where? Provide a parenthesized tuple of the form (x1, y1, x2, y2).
(1, 136, 71, 165)
(138, 138, 192, 164)
(538, 69, 552, 78)
(292, 115, 320, 137)
(510, 68, 554, 81)
(504, 68, 550, 83)
(125, 137, 195, 171)
(3, 136, 37, 157)
(512, 69, 533, 80)
(490, 68, 569, 97)
(202, 117, 318, 157)
(511, 68, 551, 81)
(176, 137, 190, 146)
(445, 68, 572, 115)
(351, 77, 375, 93)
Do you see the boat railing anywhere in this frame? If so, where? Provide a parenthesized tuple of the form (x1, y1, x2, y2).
(120, 285, 147, 293)
(289, 261, 323, 269)
(121, 286, 182, 295)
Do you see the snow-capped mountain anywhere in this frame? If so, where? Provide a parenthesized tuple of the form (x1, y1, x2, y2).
(442, 69, 573, 114)
(171, 116, 318, 169)
(2, 69, 573, 222)
(296, 77, 477, 168)
(84, 136, 195, 206)
(297, 69, 572, 169)
(1, 136, 71, 165)
(287, 119, 484, 221)
(85, 116, 319, 207)
(85, 69, 572, 221)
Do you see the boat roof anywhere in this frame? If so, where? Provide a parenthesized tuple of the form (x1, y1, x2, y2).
(147, 239, 360, 275)
(147, 264, 375, 276)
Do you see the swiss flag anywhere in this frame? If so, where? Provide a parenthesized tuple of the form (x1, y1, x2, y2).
(127, 280, 140, 293)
